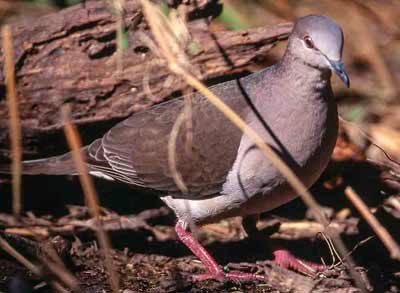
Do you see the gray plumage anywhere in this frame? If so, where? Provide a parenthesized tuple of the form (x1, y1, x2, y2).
(0, 15, 348, 226)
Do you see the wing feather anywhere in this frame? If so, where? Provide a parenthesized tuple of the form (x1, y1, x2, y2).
(85, 80, 250, 198)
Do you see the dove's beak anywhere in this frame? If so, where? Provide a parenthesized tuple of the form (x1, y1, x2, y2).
(328, 59, 350, 88)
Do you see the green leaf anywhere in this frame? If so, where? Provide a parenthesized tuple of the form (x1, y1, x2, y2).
(159, 1, 170, 16)
(118, 27, 129, 51)
(217, 4, 248, 30)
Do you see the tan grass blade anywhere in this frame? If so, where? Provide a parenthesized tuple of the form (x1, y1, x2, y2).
(62, 106, 120, 293)
(345, 186, 400, 260)
(2, 25, 22, 218)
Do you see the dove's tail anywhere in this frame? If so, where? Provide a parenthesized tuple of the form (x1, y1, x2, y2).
(0, 152, 80, 176)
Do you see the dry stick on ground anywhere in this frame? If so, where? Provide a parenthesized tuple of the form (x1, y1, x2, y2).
(140, 1, 367, 291)
(0, 235, 70, 292)
(36, 239, 80, 291)
(62, 105, 120, 293)
(345, 186, 400, 261)
(1, 25, 22, 218)
(40, 260, 79, 292)
(2, 214, 357, 243)
(0, 235, 41, 275)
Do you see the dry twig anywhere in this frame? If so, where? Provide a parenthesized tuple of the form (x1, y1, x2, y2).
(62, 105, 120, 293)
(345, 186, 400, 261)
(0, 234, 71, 292)
(0, 234, 40, 275)
(2, 25, 22, 217)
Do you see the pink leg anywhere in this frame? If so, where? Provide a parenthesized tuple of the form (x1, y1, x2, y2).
(242, 216, 325, 275)
(175, 221, 265, 282)
(272, 247, 326, 275)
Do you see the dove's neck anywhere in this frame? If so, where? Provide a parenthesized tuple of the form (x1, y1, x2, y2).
(277, 50, 332, 95)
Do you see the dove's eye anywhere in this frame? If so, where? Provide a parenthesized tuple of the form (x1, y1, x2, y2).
(303, 36, 315, 49)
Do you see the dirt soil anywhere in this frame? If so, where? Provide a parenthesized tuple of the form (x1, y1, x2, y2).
(0, 136, 399, 292)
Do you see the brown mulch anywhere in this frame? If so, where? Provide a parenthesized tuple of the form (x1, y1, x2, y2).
(0, 138, 399, 292)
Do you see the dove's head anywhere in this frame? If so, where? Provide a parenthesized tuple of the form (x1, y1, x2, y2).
(288, 15, 350, 87)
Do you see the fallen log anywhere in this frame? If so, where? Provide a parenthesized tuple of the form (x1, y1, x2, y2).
(0, 0, 292, 159)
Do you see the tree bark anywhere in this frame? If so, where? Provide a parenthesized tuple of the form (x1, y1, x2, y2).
(0, 0, 292, 159)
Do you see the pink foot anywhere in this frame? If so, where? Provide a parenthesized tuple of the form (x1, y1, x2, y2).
(175, 221, 264, 282)
(272, 247, 326, 275)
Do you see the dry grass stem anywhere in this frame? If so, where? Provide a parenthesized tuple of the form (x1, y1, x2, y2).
(4, 229, 80, 290)
(62, 105, 120, 293)
(317, 232, 343, 268)
(38, 242, 80, 291)
(184, 91, 194, 156)
(168, 111, 189, 193)
(140, 1, 366, 290)
(347, 236, 375, 258)
(345, 186, 400, 261)
(2, 25, 22, 217)
(167, 88, 195, 194)
(340, 116, 400, 168)
(339, 116, 374, 142)
(140, 0, 192, 72)
(0, 234, 41, 275)
(0, 234, 82, 292)
(43, 260, 79, 291)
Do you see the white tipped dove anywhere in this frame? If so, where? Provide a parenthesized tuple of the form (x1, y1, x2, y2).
(0, 15, 349, 280)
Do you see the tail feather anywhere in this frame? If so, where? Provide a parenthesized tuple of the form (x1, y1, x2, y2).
(0, 152, 80, 175)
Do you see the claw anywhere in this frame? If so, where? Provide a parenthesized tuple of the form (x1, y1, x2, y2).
(176, 222, 264, 282)
(273, 248, 326, 275)
(175, 221, 325, 282)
